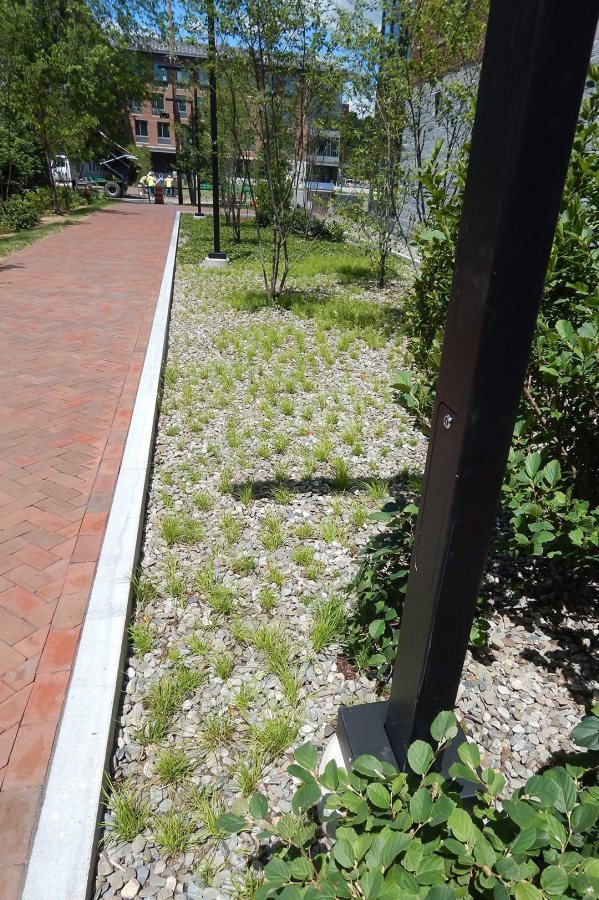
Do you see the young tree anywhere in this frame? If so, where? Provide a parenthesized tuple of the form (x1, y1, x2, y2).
(0, 0, 154, 208)
(213, 0, 340, 300)
(337, 0, 486, 286)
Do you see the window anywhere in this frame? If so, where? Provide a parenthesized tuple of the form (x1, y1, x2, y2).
(151, 94, 165, 115)
(157, 122, 171, 144)
(176, 97, 187, 116)
(130, 100, 142, 113)
(153, 63, 168, 84)
(135, 120, 149, 142)
(176, 69, 190, 85)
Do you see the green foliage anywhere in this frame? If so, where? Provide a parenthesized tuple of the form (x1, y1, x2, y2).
(346, 500, 489, 680)
(0, 194, 39, 231)
(398, 69, 599, 569)
(218, 711, 599, 899)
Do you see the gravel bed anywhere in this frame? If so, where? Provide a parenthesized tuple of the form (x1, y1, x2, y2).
(93, 242, 597, 900)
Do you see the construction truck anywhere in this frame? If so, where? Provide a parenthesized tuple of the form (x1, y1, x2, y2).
(52, 135, 140, 199)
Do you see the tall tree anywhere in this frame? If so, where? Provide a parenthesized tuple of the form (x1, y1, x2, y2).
(0, 0, 156, 206)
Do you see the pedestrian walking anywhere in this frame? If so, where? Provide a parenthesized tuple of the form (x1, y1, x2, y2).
(165, 174, 173, 198)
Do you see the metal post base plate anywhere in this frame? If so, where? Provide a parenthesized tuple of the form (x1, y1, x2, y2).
(202, 254, 229, 269)
(337, 701, 477, 801)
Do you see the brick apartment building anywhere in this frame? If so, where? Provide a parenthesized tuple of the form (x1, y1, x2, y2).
(126, 38, 208, 174)
(126, 38, 341, 186)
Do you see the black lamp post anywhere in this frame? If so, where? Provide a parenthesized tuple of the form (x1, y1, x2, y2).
(205, 0, 227, 262)
(336, 0, 599, 777)
(193, 76, 205, 219)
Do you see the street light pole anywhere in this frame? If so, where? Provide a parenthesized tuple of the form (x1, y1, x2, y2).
(336, 0, 599, 776)
(193, 75, 205, 218)
(167, 0, 184, 205)
(205, 0, 228, 263)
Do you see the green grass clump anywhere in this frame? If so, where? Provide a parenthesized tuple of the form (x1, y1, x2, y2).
(130, 620, 153, 656)
(310, 595, 347, 652)
(250, 709, 301, 762)
(131, 572, 158, 606)
(331, 456, 351, 491)
(153, 809, 195, 855)
(155, 747, 193, 786)
(234, 749, 265, 798)
(161, 513, 204, 547)
(250, 625, 301, 705)
(213, 651, 234, 680)
(143, 666, 205, 743)
(103, 777, 150, 843)
(260, 512, 284, 551)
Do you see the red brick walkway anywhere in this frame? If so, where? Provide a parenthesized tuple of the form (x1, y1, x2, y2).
(0, 202, 176, 899)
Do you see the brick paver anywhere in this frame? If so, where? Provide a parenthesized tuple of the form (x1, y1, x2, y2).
(0, 202, 176, 898)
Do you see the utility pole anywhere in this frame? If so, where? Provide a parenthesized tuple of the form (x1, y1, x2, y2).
(167, 0, 184, 205)
(337, 0, 599, 775)
(204, 0, 227, 263)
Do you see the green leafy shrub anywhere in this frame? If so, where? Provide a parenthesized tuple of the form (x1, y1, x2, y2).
(28, 186, 54, 215)
(219, 707, 599, 899)
(346, 500, 489, 681)
(0, 193, 39, 231)
(397, 67, 599, 568)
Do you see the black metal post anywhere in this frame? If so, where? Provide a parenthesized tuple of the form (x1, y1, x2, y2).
(166, 0, 184, 206)
(193, 78, 205, 218)
(207, 0, 226, 259)
(337, 0, 599, 775)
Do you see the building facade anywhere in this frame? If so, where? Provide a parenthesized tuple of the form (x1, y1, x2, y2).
(127, 39, 208, 174)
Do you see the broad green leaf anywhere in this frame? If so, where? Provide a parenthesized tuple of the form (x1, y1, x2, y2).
(514, 883, 543, 900)
(571, 802, 599, 832)
(410, 788, 433, 823)
(290, 856, 313, 881)
(509, 826, 539, 855)
(524, 452, 541, 479)
(294, 742, 317, 772)
(367, 782, 391, 809)
(430, 711, 458, 744)
(571, 713, 599, 750)
(426, 887, 456, 900)
(380, 831, 412, 869)
(216, 813, 247, 834)
(292, 781, 322, 814)
(249, 792, 268, 820)
(279, 886, 303, 900)
(542, 459, 561, 487)
(332, 838, 354, 869)
(429, 794, 456, 827)
(368, 619, 386, 639)
(352, 754, 385, 778)
(448, 808, 478, 847)
(546, 767, 577, 813)
(458, 741, 480, 769)
(540, 865, 569, 895)
(523, 775, 559, 808)
(359, 869, 383, 900)
(407, 740, 434, 775)
(319, 759, 339, 792)
(415, 854, 446, 885)
(287, 764, 316, 784)
(264, 858, 291, 886)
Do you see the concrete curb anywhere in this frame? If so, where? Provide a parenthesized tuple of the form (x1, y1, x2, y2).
(21, 212, 181, 900)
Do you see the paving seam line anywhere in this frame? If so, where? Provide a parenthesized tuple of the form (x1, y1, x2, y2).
(21, 211, 181, 900)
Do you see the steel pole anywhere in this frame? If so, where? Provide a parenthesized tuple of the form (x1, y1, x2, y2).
(337, 0, 599, 774)
(207, 0, 226, 258)
(193, 79, 205, 218)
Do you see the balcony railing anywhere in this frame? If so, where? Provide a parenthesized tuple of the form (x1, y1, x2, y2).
(135, 135, 149, 144)
(157, 135, 171, 144)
